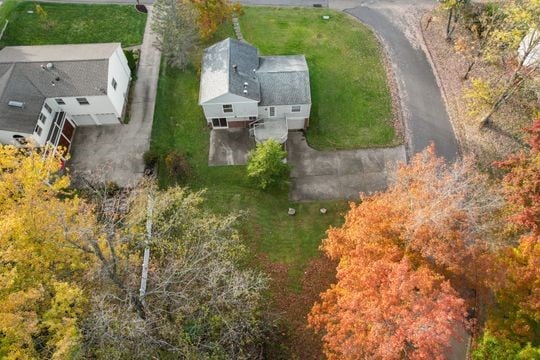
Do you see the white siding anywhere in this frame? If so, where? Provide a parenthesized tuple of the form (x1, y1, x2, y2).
(202, 101, 258, 120)
(49, 95, 120, 125)
(258, 104, 310, 125)
(31, 100, 58, 145)
(107, 47, 131, 117)
(0, 130, 32, 145)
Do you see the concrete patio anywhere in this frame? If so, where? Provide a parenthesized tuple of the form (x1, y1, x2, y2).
(208, 129, 255, 166)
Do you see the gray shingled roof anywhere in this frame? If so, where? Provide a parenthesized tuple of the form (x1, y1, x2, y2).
(0, 43, 118, 133)
(199, 38, 260, 104)
(256, 56, 311, 106)
(199, 39, 311, 107)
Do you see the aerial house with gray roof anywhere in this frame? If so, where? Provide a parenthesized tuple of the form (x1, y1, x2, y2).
(0, 43, 131, 155)
(199, 38, 311, 144)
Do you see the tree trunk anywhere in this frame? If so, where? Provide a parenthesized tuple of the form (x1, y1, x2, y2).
(463, 60, 476, 80)
(480, 57, 524, 129)
(446, 8, 454, 41)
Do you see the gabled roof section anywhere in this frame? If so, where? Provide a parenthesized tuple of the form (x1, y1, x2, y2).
(0, 43, 120, 63)
(199, 38, 260, 104)
(256, 55, 311, 106)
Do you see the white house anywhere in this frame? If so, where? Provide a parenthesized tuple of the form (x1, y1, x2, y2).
(518, 28, 540, 67)
(199, 38, 311, 144)
(0, 43, 131, 154)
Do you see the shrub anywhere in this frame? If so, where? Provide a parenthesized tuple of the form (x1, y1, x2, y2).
(143, 149, 159, 168)
(246, 139, 290, 190)
(124, 49, 139, 73)
(165, 151, 191, 181)
(105, 181, 120, 196)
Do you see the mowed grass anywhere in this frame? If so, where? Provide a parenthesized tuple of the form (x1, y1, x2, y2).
(0, 2, 146, 47)
(151, 21, 346, 289)
(240, 7, 397, 150)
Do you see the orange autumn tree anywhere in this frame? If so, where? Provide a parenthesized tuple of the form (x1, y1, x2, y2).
(191, 0, 242, 39)
(309, 146, 500, 360)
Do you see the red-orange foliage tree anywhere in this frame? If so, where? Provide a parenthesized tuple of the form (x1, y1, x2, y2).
(190, 0, 242, 39)
(309, 146, 499, 359)
(490, 119, 540, 342)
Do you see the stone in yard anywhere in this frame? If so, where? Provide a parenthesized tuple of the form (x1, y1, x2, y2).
(320, 208, 327, 214)
(288, 208, 296, 216)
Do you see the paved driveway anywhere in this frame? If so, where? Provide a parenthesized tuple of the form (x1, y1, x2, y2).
(69, 7, 160, 186)
(288, 132, 406, 201)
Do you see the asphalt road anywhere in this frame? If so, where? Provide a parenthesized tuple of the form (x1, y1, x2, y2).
(345, 2, 459, 162)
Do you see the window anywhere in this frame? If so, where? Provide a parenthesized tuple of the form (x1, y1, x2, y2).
(222, 104, 233, 113)
(35, 125, 43, 136)
(76, 97, 90, 105)
(39, 113, 47, 124)
(55, 98, 65, 105)
(269, 106, 276, 117)
(44, 103, 52, 113)
(12, 135, 27, 145)
(291, 105, 301, 112)
(111, 78, 117, 90)
(212, 118, 227, 128)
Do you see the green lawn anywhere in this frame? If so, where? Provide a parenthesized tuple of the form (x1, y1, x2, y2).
(0, 2, 146, 47)
(151, 19, 346, 289)
(240, 7, 397, 150)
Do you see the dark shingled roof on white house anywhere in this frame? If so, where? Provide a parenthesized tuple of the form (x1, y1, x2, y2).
(199, 38, 311, 106)
(0, 43, 119, 133)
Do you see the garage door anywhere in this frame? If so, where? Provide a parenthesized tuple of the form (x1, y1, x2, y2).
(71, 114, 96, 126)
(95, 113, 119, 124)
(287, 117, 306, 130)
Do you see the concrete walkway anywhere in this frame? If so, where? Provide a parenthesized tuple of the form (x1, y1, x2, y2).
(70, 7, 161, 186)
(288, 132, 406, 201)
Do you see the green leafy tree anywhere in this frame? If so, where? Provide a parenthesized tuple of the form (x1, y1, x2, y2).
(246, 139, 290, 190)
(473, 331, 540, 360)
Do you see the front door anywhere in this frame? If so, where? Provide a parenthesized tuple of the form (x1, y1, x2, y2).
(212, 118, 228, 128)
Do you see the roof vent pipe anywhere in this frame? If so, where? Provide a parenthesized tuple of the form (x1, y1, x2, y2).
(233, 64, 238, 72)
(46, 62, 54, 70)
(243, 89, 248, 95)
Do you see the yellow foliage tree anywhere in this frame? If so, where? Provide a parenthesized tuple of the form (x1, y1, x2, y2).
(0, 146, 93, 358)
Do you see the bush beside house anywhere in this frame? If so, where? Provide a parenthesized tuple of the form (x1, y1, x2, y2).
(247, 139, 290, 190)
